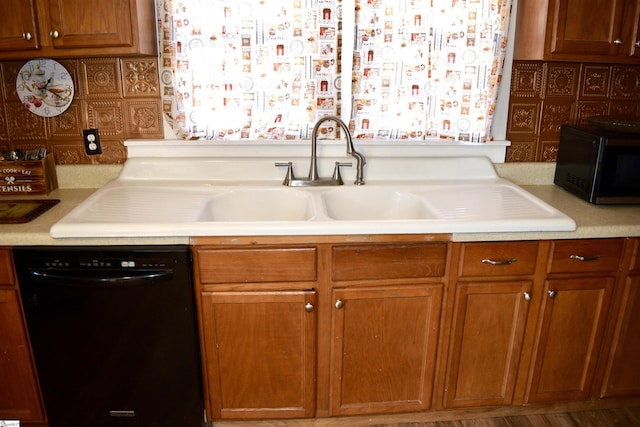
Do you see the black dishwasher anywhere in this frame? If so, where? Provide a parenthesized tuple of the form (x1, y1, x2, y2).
(13, 245, 203, 427)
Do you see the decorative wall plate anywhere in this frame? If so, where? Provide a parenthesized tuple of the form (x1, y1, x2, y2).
(16, 59, 75, 117)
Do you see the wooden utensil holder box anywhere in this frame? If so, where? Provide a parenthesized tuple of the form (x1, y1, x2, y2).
(0, 154, 58, 195)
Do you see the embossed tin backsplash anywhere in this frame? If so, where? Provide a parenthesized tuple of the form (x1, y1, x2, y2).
(2, 57, 640, 165)
(506, 61, 640, 162)
(0, 57, 162, 165)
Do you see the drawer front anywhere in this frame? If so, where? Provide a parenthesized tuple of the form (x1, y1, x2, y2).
(332, 243, 447, 281)
(633, 239, 640, 272)
(459, 241, 539, 277)
(548, 239, 624, 274)
(0, 249, 14, 286)
(196, 247, 317, 284)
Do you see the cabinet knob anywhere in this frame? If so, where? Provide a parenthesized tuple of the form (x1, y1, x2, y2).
(50, 30, 60, 39)
(548, 290, 557, 299)
(614, 37, 623, 45)
(335, 299, 344, 309)
(524, 292, 532, 302)
(22, 32, 32, 41)
(635, 40, 640, 48)
(304, 302, 314, 312)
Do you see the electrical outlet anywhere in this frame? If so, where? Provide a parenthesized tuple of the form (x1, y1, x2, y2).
(83, 129, 102, 155)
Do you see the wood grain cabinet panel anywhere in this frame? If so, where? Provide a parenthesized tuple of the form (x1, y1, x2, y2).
(330, 284, 442, 416)
(47, 0, 135, 49)
(0, 0, 39, 53)
(441, 241, 539, 409)
(458, 241, 538, 277)
(526, 276, 615, 403)
(0, 249, 15, 285)
(599, 238, 640, 398)
(194, 243, 319, 421)
(332, 243, 447, 281)
(548, 239, 624, 274)
(0, 0, 156, 59)
(0, 249, 45, 423)
(515, 0, 640, 63)
(196, 247, 317, 284)
(443, 281, 532, 408)
(194, 236, 638, 420)
(200, 290, 316, 420)
(600, 274, 640, 398)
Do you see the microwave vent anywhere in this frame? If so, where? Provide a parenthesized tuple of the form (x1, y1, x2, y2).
(566, 172, 588, 192)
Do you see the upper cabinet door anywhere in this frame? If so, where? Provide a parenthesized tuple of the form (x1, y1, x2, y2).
(549, 0, 626, 57)
(0, 0, 156, 59)
(47, 0, 134, 49)
(0, 0, 39, 52)
(514, 0, 640, 63)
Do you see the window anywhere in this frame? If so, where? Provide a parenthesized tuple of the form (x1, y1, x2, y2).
(157, 0, 512, 142)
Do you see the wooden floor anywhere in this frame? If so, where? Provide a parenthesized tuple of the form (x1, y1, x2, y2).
(212, 403, 640, 427)
(367, 406, 640, 426)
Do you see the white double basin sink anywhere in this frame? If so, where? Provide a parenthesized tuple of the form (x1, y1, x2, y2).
(50, 156, 576, 238)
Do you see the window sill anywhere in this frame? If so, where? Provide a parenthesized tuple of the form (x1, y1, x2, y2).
(125, 139, 510, 163)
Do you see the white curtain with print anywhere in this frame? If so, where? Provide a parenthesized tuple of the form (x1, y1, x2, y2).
(156, 0, 511, 142)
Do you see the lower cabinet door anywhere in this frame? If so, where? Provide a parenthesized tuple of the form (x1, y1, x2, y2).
(330, 284, 442, 416)
(600, 275, 640, 398)
(200, 290, 317, 420)
(526, 277, 614, 403)
(443, 281, 532, 408)
(0, 289, 45, 422)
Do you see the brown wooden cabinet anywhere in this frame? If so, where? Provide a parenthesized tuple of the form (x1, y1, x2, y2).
(192, 237, 448, 420)
(440, 241, 540, 408)
(199, 289, 317, 420)
(524, 239, 623, 403)
(329, 243, 446, 416)
(0, 248, 45, 423)
(599, 238, 640, 398)
(192, 235, 637, 421)
(193, 246, 318, 420)
(514, 0, 640, 63)
(0, 0, 156, 59)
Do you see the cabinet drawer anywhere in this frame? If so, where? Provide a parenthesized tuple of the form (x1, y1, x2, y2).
(459, 241, 539, 277)
(196, 247, 317, 284)
(332, 243, 447, 281)
(0, 249, 14, 286)
(548, 239, 624, 274)
(632, 239, 640, 272)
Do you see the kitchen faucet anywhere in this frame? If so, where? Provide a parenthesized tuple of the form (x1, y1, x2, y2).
(276, 116, 366, 186)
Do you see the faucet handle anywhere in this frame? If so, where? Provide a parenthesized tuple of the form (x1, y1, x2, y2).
(275, 162, 295, 186)
(332, 162, 352, 185)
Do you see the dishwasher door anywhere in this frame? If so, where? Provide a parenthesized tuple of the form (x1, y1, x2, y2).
(13, 246, 203, 427)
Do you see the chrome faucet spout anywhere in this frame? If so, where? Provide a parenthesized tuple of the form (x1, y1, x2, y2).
(276, 115, 366, 186)
(311, 116, 366, 185)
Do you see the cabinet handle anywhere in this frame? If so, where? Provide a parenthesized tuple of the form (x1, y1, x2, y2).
(524, 292, 532, 302)
(548, 290, 557, 299)
(636, 40, 640, 48)
(304, 302, 314, 312)
(50, 30, 60, 39)
(335, 299, 344, 309)
(614, 37, 623, 45)
(482, 258, 517, 266)
(569, 254, 602, 262)
(22, 32, 32, 41)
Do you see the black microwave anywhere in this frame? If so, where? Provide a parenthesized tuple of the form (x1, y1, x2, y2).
(554, 124, 640, 204)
